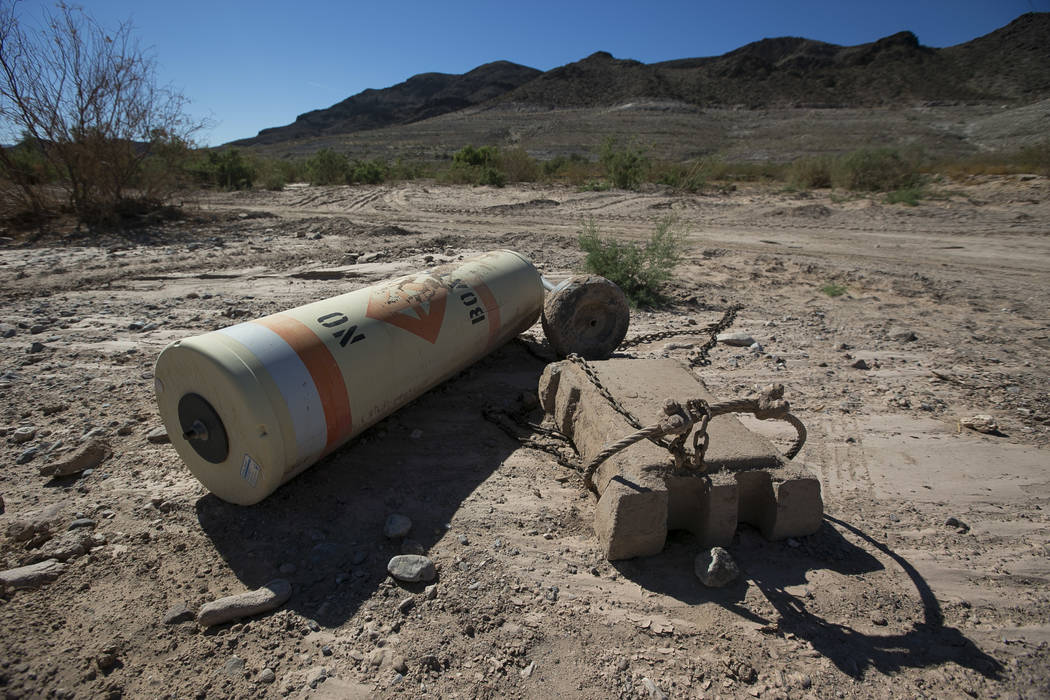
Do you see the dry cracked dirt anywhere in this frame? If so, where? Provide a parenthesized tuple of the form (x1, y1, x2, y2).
(1, 176, 1048, 699)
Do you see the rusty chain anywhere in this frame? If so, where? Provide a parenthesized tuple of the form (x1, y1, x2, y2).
(486, 304, 751, 487)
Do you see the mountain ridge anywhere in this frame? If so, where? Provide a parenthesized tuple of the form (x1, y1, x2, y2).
(230, 13, 1050, 147)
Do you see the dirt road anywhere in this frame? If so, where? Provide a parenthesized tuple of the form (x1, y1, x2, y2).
(1, 177, 1048, 698)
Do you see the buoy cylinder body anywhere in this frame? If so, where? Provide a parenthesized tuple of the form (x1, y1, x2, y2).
(155, 250, 544, 504)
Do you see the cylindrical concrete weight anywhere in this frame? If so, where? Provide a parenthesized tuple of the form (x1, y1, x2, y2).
(154, 250, 544, 504)
(541, 275, 630, 360)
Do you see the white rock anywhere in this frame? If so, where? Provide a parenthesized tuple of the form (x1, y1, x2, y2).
(196, 579, 292, 627)
(717, 332, 755, 347)
(960, 414, 999, 434)
(694, 547, 740, 588)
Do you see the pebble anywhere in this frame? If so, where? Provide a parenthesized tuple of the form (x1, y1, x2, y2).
(12, 426, 36, 443)
(960, 414, 999, 434)
(196, 579, 292, 627)
(889, 327, 918, 342)
(642, 677, 669, 700)
(146, 427, 170, 444)
(694, 547, 740, 588)
(27, 341, 46, 354)
(16, 447, 38, 464)
(520, 661, 536, 679)
(398, 597, 415, 614)
(851, 358, 870, 370)
(0, 559, 66, 590)
(945, 516, 971, 533)
(717, 332, 756, 347)
(386, 555, 436, 583)
(257, 668, 276, 684)
(383, 513, 412, 539)
(425, 584, 438, 600)
(870, 613, 888, 626)
(38, 438, 111, 477)
(163, 602, 195, 625)
(67, 518, 96, 530)
(223, 655, 246, 676)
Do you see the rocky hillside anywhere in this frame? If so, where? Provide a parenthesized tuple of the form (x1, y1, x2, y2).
(231, 13, 1049, 147)
(233, 61, 541, 146)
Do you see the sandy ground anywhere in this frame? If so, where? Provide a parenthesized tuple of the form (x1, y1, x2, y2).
(1, 176, 1048, 699)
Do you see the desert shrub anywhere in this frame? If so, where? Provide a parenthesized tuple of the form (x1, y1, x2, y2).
(453, 145, 499, 168)
(832, 148, 919, 191)
(498, 147, 539, 182)
(578, 217, 682, 307)
(306, 149, 350, 185)
(0, 4, 204, 224)
(600, 138, 648, 190)
(478, 166, 506, 187)
(820, 282, 847, 297)
(885, 186, 923, 206)
(651, 160, 707, 192)
(196, 149, 254, 190)
(350, 159, 389, 185)
(787, 156, 833, 189)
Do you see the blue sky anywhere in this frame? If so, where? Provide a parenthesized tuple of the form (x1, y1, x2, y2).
(17, 0, 1047, 145)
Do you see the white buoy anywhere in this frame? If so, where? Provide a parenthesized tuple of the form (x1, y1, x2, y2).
(154, 250, 544, 504)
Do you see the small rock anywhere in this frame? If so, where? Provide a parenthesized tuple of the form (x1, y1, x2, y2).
(642, 677, 668, 700)
(717, 332, 755, 347)
(889, 327, 918, 342)
(694, 547, 740, 588)
(960, 414, 999, 434)
(6, 503, 63, 543)
(16, 446, 38, 464)
(321, 645, 333, 657)
(38, 438, 111, 477)
(870, 614, 888, 626)
(28, 341, 46, 354)
(223, 655, 246, 676)
(944, 516, 970, 533)
(383, 514, 412, 539)
(398, 597, 415, 614)
(196, 579, 292, 627)
(387, 555, 436, 583)
(457, 534, 469, 545)
(96, 645, 120, 671)
(146, 427, 170, 444)
(424, 584, 438, 600)
(257, 668, 276, 684)
(163, 603, 195, 625)
(0, 559, 66, 590)
(12, 426, 36, 443)
(520, 661, 535, 679)
(851, 359, 870, 370)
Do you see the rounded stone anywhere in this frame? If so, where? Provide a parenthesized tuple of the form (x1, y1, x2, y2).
(694, 546, 740, 588)
(387, 554, 436, 583)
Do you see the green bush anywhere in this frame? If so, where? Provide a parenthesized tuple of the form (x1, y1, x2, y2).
(787, 156, 833, 189)
(820, 282, 847, 297)
(306, 149, 350, 185)
(885, 186, 923, 206)
(498, 147, 539, 183)
(578, 217, 682, 307)
(832, 148, 919, 192)
(652, 160, 707, 192)
(599, 138, 648, 190)
(197, 149, 253, 190)
(350, 159, 389, 185)
(453, 145, 499, 168)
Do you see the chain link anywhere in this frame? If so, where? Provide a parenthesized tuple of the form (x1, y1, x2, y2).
(485, 304, 744, 485)
(616, 305, 741, 368)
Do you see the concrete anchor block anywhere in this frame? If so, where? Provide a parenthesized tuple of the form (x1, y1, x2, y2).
(539, 358, 823, 560)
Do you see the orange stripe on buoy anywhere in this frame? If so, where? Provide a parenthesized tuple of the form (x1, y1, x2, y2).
(471, 280, 502, 349)
(253, 314, 352, 453)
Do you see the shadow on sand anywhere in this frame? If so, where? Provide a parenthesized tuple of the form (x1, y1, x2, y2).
(613, 514, 1002, 680)
(194, 341, 546, 628)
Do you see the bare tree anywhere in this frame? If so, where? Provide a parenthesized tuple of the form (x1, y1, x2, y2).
(0, 1, 205, 223)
